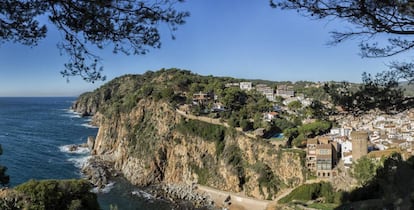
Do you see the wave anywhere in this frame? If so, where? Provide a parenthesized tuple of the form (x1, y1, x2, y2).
(61, 109, 81, 118)
(68, 155, 91, 169)
(60, 144, 91, 168)
(131, 189, 155, 200)
(59, 144, 90, 154)
(80, 123, 99, 129)
(91, 182, 116, 194)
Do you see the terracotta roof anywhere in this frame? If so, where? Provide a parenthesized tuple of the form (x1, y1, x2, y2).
(268, 111, 278, 116)
(367, 149, 400, 159)
(307, 138, 318, 145)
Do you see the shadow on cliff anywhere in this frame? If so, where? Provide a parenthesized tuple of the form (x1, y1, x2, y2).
(335, 153, 414, 210)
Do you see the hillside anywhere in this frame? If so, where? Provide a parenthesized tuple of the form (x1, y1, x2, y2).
(72, 69, 309, 200)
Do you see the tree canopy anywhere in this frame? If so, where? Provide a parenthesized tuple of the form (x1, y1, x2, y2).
(324, 71, 411, 114)
(0, 0, 189, 82)
(271, 0, 414, 82)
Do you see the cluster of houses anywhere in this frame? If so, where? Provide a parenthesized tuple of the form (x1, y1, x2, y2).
(190, 81, 296, 115)
(305, 109, 414, 178)
(226, 82, 295, 100)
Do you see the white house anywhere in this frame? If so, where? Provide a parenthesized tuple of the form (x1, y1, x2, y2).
(239, 82, 252, 91)
(263, 112, 278, 122)
(341, 140, 352, 158)
(343, 153, 353, 168)
(330, 128, 352, 137)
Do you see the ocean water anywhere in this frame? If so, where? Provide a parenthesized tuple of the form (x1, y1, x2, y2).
(0, 97, 184, 210)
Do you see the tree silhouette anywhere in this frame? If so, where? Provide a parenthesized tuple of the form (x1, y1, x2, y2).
(324, 71, 411, 114)
(271, 0, 414, 82)
(0, 0, 189, 82)
(0, 145, 10, 186)
(337, 153, 414, 209)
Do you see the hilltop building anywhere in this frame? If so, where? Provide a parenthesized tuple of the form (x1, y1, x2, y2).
(255, 84, 275, 101)
(225, 82, 239, 88)
(239, 82, 252, 91)
(276, 85, 294, 98)
(192, 92, 213, 105)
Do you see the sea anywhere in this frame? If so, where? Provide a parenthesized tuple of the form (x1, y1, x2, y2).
(0, 97, 187, 210)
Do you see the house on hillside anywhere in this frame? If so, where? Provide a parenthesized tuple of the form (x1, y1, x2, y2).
(225, 82, 240, 88)
(316, 143, 338, 178)
(256, 84, 275, 101)
(211, 102, 226, 112)
(306, 138, 318, 171)
(330, 128, 352, 137)
(276, 85, 294, 98)
(263, 111, 278, 122)
(240, 82, 252, 91)
(192, 92, 214, 105)
(306, 137, 338, 178)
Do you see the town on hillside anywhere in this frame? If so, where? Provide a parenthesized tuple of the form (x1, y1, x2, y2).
(176, 79, 414, 181)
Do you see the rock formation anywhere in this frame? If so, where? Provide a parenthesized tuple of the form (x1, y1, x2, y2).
(72, 70, 306, 200)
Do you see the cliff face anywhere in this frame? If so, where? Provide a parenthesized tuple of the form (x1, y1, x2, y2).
(72, 72, 306, 200)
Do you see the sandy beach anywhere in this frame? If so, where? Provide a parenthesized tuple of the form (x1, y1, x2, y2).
(196, 185, 269, 210)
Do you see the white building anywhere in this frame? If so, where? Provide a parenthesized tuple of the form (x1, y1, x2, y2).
(239, 82, 252, 91)
(330, 128, 352, 137)
(341, 140, 352, 155)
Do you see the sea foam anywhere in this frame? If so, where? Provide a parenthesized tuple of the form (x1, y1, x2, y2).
(81, 123, 99, 129)
(68, 155, 91, 169)
(132, 189, 155, 200)
(59, 144, 90, 154)
(59, 144, 91, 169)
(61, 109, 81, 118)
(91, 182, 116, 194)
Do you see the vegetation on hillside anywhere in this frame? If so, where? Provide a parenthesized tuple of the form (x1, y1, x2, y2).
(0, 179, 99, 210)
(76, 69, 414, 204)
(279, 182, 341, 204)
(284, 120, 332, 147)
(80, 69, 335, 143)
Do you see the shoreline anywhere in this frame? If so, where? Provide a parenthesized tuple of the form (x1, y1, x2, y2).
(196, 185, 270, 210)
(69, 108, 273, 210)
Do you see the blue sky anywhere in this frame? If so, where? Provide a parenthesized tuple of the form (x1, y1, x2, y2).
(0, 0, 403, 96)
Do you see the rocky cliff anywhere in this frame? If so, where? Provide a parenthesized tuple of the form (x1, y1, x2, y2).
(72, 70, 306, 200)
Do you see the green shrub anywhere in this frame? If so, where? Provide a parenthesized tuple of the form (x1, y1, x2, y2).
(253, 162, 280, 199)
(223, 144, 246, 188)
(15, 179, 99, 210)
(177, 119, 229, 158)
(190, 164, 210, 185)
(279, 182, 336, 204)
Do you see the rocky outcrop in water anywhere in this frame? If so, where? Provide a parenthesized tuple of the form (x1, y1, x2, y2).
(81, 157, 119, 189)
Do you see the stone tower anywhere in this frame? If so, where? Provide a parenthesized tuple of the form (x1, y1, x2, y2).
(351, 131, 368, 162)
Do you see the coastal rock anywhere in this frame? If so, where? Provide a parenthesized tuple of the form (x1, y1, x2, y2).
(81, 157, 118, 189)
(87, 136, 95, 151)
(155, 183, 214, 208)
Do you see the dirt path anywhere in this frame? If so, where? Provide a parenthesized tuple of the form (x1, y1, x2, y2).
(196, 185, 269, 210)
